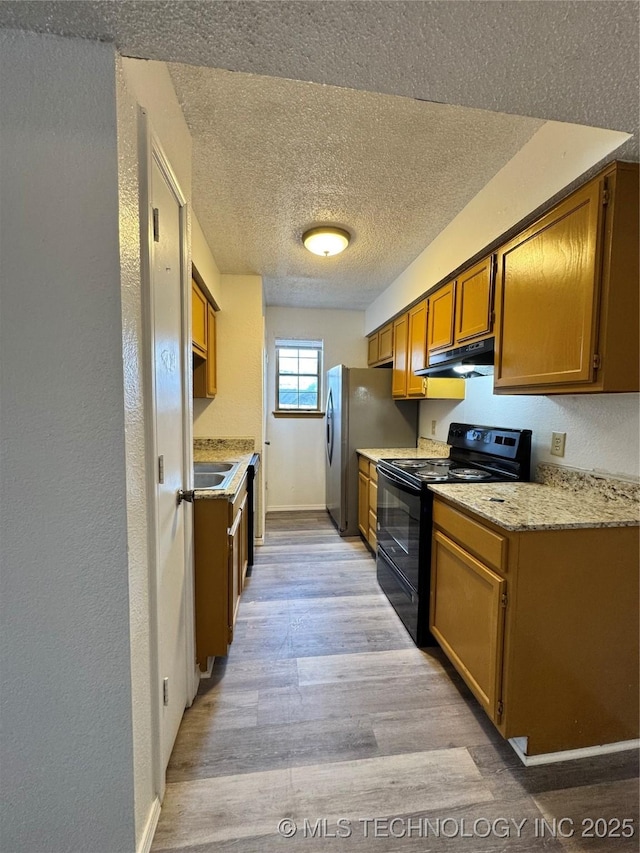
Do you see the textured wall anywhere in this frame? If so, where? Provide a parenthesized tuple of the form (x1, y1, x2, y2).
(192, 212, 222, 305)
(0, 31, 135, 852)
(116, 58, 156, 848)
(264, 307, 368, 510)
(419, 379, 640, 480)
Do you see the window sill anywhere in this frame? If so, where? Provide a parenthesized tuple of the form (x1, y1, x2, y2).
(272, 411, 326, 419)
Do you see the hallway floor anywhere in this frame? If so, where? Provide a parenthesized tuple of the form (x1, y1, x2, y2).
(152, 511, 639, 852)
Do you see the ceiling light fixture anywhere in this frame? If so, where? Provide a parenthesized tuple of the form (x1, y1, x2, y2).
(302, 226, 351, 257)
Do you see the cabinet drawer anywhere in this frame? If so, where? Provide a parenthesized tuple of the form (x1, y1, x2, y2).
(433, 499, 507, 573)
(358, 455, 370, 474)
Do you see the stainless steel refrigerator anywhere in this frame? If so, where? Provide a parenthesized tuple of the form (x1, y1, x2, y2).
(325, 365, 418, 536)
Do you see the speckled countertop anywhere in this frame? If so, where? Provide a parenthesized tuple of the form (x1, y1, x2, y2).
(357, 442, 639, 531)
(193, 438, 256, 500)
(429, 481, 639, 531)
(357, 438, 450, 463)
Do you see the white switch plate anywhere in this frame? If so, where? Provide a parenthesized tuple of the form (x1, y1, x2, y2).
(551, 432, 566, 457)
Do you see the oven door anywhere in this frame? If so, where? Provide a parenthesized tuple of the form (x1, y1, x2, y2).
(376, 467, 422, 590)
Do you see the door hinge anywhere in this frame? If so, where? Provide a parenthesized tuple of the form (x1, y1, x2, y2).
(228, 626, 233, 644)
(593, 353, 601, 370)
(501, 593, 508, 608)
(153, 207, 160, 242)
(490, 310, 496, 325)
(163, 677, 169, 706)
(158, 454, 165, 484)
(497, 699, 504, 717)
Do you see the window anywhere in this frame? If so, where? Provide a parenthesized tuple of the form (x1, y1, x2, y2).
(275, 338, 323, 413)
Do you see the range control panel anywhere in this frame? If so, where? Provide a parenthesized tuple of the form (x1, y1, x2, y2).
(447, 422, 532, 462)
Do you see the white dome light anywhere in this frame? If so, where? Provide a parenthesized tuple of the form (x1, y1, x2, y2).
(302, 226, 350, 257)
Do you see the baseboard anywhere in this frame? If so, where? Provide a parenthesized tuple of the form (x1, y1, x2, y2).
(198, 656, 214, 679)
(509, 737, 640, 766)
(267, 504, 326, 512)
(137, 797, 161, 853)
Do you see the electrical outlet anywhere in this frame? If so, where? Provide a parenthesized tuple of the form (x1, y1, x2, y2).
(431, 420, 437, 436)
(550, 432, 566, 457)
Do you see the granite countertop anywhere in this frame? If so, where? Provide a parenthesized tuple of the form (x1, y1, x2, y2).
(429, 479, 639, 531)
(357, 438, 449, 463)
(193, 438, 256, 500)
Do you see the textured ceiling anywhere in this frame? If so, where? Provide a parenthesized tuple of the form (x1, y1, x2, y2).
(2, 1, 637, 309)
(169, 64, 542, 308)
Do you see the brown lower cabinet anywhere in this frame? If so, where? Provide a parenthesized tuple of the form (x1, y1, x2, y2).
(430, 497, 639, 756)
(194, 474, 248, 668)
(358, 455, 378, 554)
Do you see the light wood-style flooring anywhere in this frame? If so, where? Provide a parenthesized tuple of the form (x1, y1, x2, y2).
(152, 511, 639, 852)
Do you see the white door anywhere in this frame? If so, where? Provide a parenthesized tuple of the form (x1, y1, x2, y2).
(150, 153, 189, 773)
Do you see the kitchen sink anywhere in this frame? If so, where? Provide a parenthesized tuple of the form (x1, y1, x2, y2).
(193, 461, 239, 490)
(194, 462, 236, 473)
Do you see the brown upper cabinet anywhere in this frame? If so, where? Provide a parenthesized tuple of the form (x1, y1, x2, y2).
(406, 300, 428, 396)
(427, 256, 495, 356)
(194, 302, 217, 399)
(494, 161, 639, 394)
(192, 274, 218, 400)
(454, 255, 495, 345)
(192, 279, 208, 357)
(367, 321, 393, 366)
(391, 313, 409, 397)
(427, 281, 456, 354)
(393, 301, 465, 401)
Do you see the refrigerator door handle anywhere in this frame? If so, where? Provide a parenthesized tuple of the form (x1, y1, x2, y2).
(326, 389, 334, 465)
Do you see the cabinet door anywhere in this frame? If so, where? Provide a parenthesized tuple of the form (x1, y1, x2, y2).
(430, 531, 506, 721)
(392, 313, 409, 398)
(428, 281, 456, 354)
(192, 279, 207, 355)
(367, 333, 379, 366)
(358, 470, 369, 538)
(407, 300, 428, 397)
(206, 303, 217, 397)
(238, 494, 248, 591)
(228, 508, 242, 636)
(495, 180, 603, 389)
(368, 475, 378, 551)
(455, 256, 494, 344)
(378, 323, 393, 362)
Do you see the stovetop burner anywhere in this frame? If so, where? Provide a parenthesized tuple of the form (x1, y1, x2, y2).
(415, 471, 450, 482)
(449, 468, 492, 481)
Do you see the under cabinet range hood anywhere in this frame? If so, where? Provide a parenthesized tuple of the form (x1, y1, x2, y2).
(415, 337, 495, 379)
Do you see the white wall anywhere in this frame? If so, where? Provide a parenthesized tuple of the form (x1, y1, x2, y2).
(419, 378, 640, 480)
(264, 307, 368, 510)
(193, 274, 264, 443)
(366, 122, 631, 332)
(0, 31, 136, 852)
(192, 212, 222, 305)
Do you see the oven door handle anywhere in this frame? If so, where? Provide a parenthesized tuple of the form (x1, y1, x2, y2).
(378, 467, 421, 495)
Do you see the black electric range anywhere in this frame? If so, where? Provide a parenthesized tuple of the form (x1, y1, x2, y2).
(375, 423, 532, 646)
